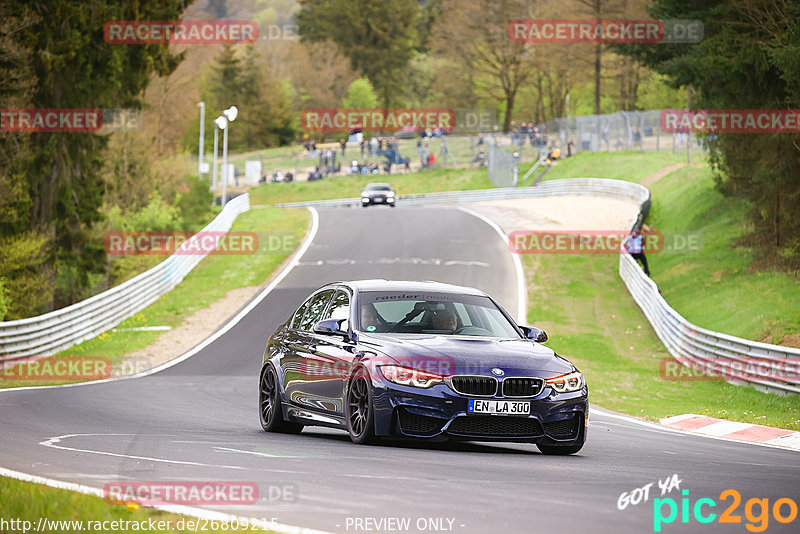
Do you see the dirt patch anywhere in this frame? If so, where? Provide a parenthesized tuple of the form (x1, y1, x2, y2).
(780, 334, 800, 349)
(470, 195, 641, 234)
(639, 163, 686, 187)
(110, 285, 261, 377)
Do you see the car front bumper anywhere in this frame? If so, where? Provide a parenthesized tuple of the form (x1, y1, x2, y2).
(372, 378, 588, 444)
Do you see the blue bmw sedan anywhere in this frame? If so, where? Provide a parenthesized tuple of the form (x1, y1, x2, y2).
(259, 280, 588, 454)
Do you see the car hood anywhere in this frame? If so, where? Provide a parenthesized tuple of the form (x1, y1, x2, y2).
(358, 333, 574, 379)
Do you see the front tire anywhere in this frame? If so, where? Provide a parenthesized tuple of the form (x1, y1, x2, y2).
(259, 365, 303, 434)
(345, 368, 378, 444)
(536, 442, 583, 455)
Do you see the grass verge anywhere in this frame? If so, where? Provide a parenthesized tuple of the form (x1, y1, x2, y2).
(0, 476, 270, 533)
(524, 151, 800, 429)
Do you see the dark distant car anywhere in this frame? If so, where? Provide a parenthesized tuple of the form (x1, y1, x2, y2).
(258, 280, 588, 454)
(360, 183, 396, 207)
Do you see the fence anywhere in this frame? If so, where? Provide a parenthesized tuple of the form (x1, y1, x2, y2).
(0, 194, 251, 362)
(542, 109, 707, 155)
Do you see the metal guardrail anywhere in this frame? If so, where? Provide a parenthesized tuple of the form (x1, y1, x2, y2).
(619, 253, 800, 395)
(0, 194, 251, 361)
(275, 178, 651, 209)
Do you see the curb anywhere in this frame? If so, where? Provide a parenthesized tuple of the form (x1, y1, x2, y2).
(660, 414, 800, 451)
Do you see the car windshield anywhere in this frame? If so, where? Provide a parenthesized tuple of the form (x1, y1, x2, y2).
(357, 292, 520, 338)
(366, 185, 391, 191)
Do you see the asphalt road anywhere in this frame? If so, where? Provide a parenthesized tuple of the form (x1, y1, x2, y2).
(1, 206, 798, 534)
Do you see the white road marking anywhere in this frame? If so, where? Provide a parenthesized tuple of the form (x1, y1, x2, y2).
(215, 446, 303, 459)
(297, 257, 490, 267)
(40, 433, 246, 469)
(454, 206, 527, 323)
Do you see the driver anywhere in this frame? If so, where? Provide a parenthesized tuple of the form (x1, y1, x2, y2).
(431, 309, 458, 333)
(360, 303, 382, 331)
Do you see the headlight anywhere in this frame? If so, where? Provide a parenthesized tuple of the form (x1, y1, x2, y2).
(361, 197, 369, 202)
(379, 365, 443, 388)
(546, 371, 584, 393)
(386, 191, 395, 197)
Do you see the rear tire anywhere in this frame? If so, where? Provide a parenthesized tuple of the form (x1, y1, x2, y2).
(259, 365, 303, 434)
(345, 368, 378, 444)
(536, 443, 583, 455)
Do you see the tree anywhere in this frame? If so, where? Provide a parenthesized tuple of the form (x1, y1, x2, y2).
(0, 0, 191, 312)
(342, 78, 379, 109)
(432, 0, 538, 132)
(296, 0, 420, 107)
(615, 0, 800, 267)
(193, 45, 296, 151)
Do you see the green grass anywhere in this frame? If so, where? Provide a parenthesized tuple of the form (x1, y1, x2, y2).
(646, 165, 800, 342)
(248, 166, 493, 206)
(521, 151, 800, 429)
(0, 476, 270, 533)
(542, 150, 685, 182)
(0, 206, 310, 389)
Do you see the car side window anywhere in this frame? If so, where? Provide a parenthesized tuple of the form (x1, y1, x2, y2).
(322, 290, 350, 321)
(299, 289, 335, 331)
(290, 297, 313, 330)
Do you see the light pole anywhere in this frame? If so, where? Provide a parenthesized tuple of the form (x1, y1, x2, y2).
(213, 115, 227, 205)
(197, 102, 205, 180)
(220, 106, 238, 207)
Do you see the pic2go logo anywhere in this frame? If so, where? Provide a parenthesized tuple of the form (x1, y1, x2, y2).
(653, 489, 798, 532)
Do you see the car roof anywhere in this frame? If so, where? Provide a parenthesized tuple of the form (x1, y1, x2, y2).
(364, 183, 392, 188)
(330, 279, 489, 296)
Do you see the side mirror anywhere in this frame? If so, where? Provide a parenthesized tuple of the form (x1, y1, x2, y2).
(314, 318, 348, 336)
(519, 325, 548, 343)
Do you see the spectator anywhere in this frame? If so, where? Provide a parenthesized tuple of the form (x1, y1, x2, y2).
(624, 229, 650, 276)
(326, 148, 334, 175)
(308, 167, 323, 181)
(340, 138, 347, 156)
(369, 136, 378, 155)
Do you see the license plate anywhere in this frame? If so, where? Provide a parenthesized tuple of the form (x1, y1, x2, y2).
(468, 399, 530, 415)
